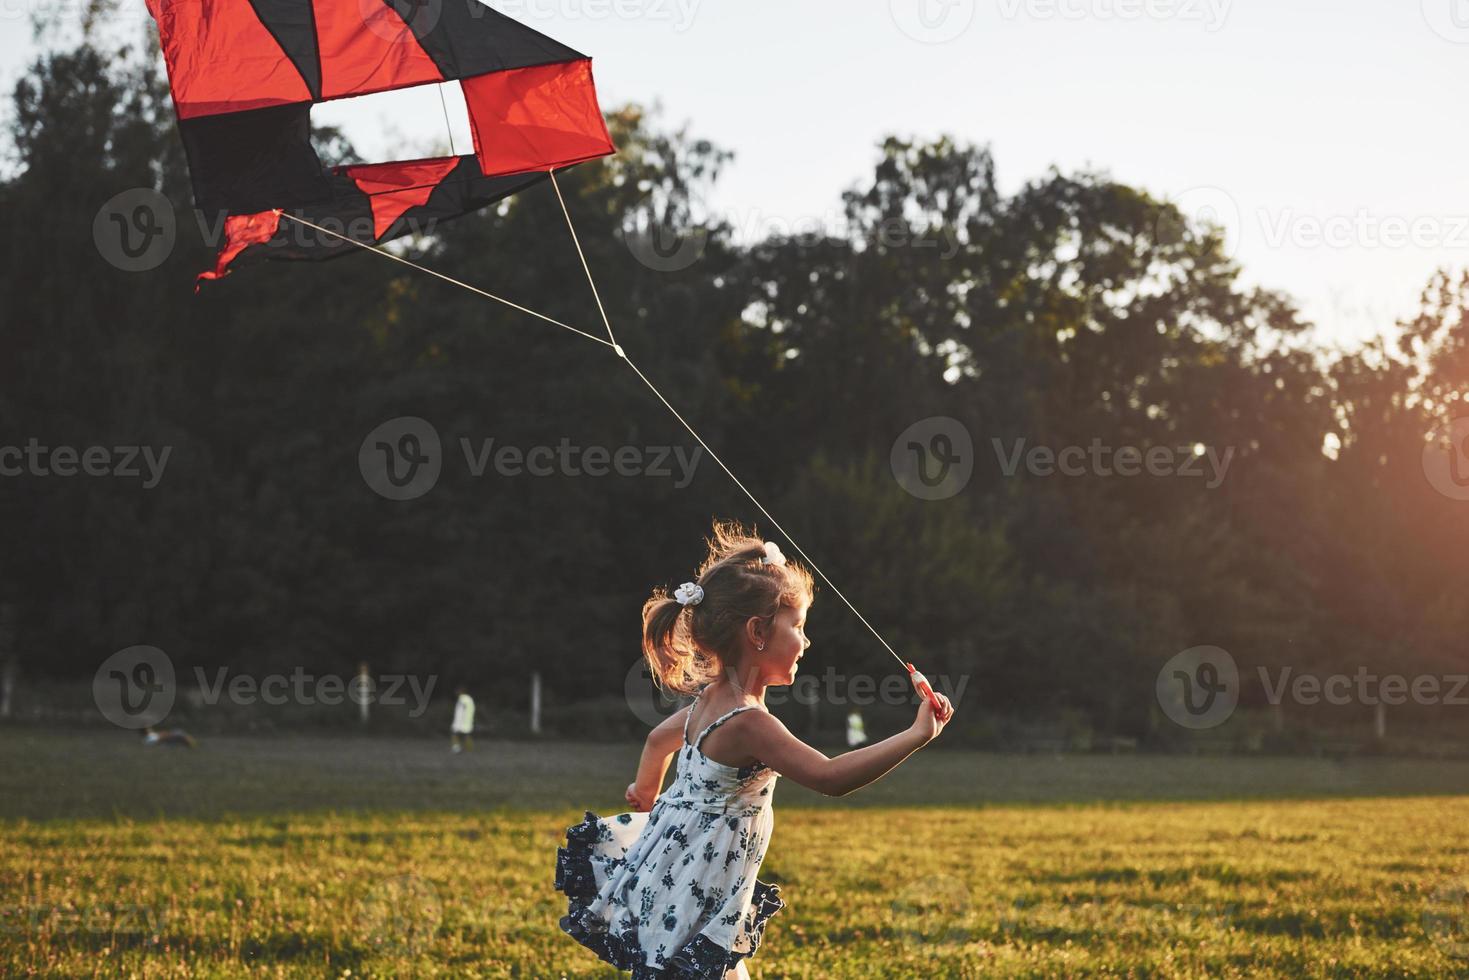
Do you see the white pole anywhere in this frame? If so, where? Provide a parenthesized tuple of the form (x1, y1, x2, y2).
(0, 604, 14, 720)
(530, 671, 542, 735)
(358, 663, 371, 726)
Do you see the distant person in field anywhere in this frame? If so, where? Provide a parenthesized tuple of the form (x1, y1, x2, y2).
(553, 520, 953, 980)
(846, 708, 868, 748)
(140, 726, 196, 748)
(451, 686, 475, 753)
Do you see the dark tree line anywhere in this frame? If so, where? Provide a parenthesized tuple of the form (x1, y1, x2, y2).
(1, 23, 1464, 742)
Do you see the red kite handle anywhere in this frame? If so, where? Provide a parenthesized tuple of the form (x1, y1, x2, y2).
(906, 662, 946, 717)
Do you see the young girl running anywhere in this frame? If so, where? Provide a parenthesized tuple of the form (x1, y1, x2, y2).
(554, 520, 954, 978)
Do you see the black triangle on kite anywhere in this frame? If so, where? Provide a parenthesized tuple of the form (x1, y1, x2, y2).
(245, 0, 323, 101)
(384, 0, 589, 80)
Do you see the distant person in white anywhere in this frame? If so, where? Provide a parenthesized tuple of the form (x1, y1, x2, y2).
(846, 709, 867, 748)
(451, 686, 475, 753)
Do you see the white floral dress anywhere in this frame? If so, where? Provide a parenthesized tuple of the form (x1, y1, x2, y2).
(555, 688, 785, 978)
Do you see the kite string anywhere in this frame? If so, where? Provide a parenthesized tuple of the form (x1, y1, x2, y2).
(276, 189, 909, 669)
(272, 211, 616, 349)
(549, 169, 618, 348)
(545, 169, 909, 671)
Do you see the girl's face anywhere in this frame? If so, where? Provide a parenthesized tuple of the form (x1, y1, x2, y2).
(762, 599, 811, 685)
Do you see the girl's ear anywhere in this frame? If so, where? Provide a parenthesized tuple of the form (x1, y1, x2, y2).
(744, 615, 767, 650)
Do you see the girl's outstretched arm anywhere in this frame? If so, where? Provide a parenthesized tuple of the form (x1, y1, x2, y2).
(625, 705, 690, 811)
(741, 694, 953, 798)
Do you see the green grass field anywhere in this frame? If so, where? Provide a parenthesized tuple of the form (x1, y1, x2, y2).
(4, 728, 1469, 977)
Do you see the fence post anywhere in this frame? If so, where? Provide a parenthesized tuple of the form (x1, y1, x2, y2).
(357, 662, 371, 726)
(0, 603, 14, 720)
(530, 671, 542, 735)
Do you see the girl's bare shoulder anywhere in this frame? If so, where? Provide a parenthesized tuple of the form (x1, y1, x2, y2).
(725, 705, 799, 747)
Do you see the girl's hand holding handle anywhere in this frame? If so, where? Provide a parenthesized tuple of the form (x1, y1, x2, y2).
(910, 692, 954, 744)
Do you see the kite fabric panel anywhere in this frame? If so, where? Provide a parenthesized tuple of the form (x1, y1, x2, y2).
(197, 158, 552, 283)
(144, 0, 616, 283)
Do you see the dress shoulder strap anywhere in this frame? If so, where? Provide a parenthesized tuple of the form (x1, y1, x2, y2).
(693, 704, 759, 750)
(682, 689, 701, 741)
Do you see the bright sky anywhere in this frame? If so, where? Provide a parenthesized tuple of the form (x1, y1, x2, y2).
(3, 0, 1466, 347)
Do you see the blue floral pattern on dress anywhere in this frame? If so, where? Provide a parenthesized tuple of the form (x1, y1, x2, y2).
(554, 686, 784, 978)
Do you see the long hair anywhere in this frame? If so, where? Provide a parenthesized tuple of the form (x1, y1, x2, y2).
(641, 519, 815, 696)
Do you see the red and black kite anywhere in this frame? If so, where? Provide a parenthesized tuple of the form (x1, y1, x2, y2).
(145, 0, 616, 282)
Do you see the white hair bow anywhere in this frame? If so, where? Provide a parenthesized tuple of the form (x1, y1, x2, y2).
(674, 582, 704, 607)
(759, 541, 786, 566)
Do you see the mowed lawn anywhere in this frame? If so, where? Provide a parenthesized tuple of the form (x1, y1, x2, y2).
(3, 730, 1469, 977)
